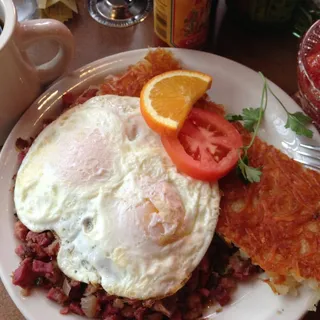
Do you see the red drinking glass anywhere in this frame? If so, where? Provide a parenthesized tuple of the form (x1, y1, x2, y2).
(297, 20, 320, 131)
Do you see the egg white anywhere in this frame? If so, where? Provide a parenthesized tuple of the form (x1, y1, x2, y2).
(14, 95, 220, 299)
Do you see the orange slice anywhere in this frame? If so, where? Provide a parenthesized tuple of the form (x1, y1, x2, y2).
(140, 70, 212, 136)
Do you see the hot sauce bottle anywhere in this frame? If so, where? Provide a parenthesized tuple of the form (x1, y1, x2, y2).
(154, 0, 214, 49)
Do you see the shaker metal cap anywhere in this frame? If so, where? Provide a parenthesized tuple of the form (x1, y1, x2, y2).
(88, 0, 153, 28)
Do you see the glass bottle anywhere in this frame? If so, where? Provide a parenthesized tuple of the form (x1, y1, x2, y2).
(154, 0, 215, 49)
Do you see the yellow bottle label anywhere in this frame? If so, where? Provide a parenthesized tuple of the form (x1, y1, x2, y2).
(154, 0, 212, 48)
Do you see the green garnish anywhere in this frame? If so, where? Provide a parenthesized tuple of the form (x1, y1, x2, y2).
(235, 73, 267, 183)
(226, 107, 264, 133)
(237, 155, 262, 184)
(35, 277, 44, 286)
(226, 72, 314, 184)
(267, 85, 313, 138)
(225, 114, 243, 122)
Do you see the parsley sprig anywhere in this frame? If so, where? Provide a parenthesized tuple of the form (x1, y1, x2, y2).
(236, 73, 267, 183)
(267, 85, 313, 138)
(226, 107, 264, 133)
(226, 72, 314, 184)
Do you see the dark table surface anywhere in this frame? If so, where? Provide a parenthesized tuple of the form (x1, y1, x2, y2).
(1, 1, 318, 319)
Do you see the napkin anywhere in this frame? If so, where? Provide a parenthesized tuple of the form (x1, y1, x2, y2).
(37, 0, 78, 22)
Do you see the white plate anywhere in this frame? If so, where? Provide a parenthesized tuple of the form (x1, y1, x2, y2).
(0, 48, 319, 320)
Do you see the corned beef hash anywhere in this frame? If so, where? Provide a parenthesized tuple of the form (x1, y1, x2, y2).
(11, 49, 320, 319)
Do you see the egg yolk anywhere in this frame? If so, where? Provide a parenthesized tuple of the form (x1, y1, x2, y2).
(137, 180, 187, 245)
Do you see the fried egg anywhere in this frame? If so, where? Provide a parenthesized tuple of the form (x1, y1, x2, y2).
(14, 95, 220, 299)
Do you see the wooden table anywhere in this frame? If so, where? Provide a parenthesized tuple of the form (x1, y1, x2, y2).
(0, 1, 319, 319)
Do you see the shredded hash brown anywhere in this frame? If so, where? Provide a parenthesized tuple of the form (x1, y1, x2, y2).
(98, 49, 225, 113)
(217, 123, 320, 284)
(99, 49, 181, 97)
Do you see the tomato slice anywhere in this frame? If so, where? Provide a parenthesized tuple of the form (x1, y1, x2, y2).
(161, 108, 243, 182)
